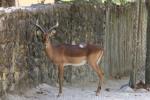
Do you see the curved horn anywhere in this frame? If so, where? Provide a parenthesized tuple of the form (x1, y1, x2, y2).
(48, 21, 59, 32)
(31, 20, 46, 33)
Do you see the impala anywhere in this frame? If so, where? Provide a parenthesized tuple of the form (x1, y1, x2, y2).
(33, 21, 104, 96)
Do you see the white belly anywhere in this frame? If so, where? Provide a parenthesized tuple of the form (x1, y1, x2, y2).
(64, 60, 87, 67)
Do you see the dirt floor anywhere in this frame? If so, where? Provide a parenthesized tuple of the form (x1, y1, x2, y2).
(3, 77, 150, 100)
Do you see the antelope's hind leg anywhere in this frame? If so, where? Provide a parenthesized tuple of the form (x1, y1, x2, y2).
(90, 63, 104, 96)
(96, 64, 104, 96)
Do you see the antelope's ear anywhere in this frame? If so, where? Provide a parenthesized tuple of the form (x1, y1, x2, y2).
(49, 29, 56, 37)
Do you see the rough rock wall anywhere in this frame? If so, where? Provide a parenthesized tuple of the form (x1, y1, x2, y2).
(0, 4, 105, 95)
(0, 3, 147, 95)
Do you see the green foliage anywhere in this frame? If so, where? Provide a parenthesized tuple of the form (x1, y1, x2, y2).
(60, 0, 130, 5)
(60, 0, 102, 4)
(113, 0, 128, 5)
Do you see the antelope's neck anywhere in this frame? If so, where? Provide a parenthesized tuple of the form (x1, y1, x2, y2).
(45, 41, 54, 59)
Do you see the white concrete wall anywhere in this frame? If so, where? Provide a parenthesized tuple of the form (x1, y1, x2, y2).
(15, 0, 54, 7)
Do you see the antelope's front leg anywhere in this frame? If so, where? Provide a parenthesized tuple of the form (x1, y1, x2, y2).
(57, 64, 64, 97)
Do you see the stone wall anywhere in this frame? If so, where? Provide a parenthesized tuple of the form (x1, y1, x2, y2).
(0, 2, 147, 95)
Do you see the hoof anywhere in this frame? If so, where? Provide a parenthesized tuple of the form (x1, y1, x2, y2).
(57, 93, 62, 97)
(96, 88, 101, 96)
(96, 92, 100, 96)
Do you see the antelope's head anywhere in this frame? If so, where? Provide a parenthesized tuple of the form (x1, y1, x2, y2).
(33, 21, 59, 44)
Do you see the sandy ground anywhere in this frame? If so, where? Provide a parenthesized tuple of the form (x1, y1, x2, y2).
(2, 77, 150, 100)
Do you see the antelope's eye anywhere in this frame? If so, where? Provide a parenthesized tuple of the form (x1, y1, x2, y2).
(42, 35, 45, 40)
